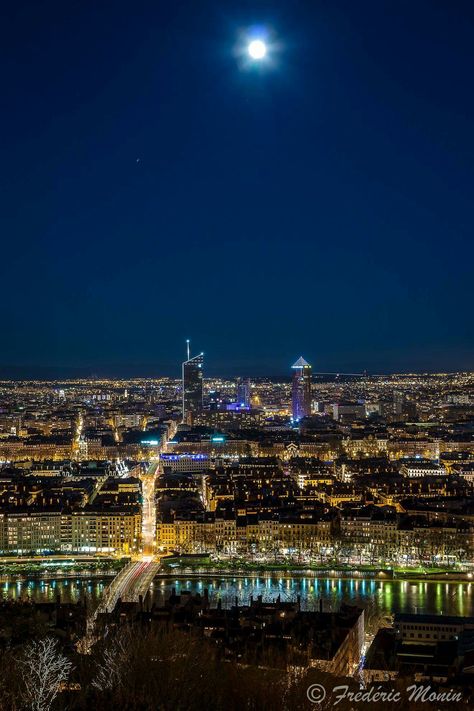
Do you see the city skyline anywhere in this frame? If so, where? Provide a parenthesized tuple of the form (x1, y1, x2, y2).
(1, 358, 473, 381)
(0, 338, 470, 382)
(0, 360, 472, 381)
(1, 355, 473, 707)
(2, 2, 474, 706)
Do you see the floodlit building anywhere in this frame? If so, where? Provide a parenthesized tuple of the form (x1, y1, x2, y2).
(236, 377, 251, 408)
(70, 507, 142, 554)
(291, 356, 312, 421)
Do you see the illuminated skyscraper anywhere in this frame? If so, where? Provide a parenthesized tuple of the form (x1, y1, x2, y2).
(291, 356, 312, 421)
(236, 377, 251, 408)
(182, 350, 204, 424)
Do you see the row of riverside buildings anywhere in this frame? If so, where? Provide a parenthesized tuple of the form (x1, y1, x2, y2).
(156, 506, 474, 561)
(0, 507, 142, 555)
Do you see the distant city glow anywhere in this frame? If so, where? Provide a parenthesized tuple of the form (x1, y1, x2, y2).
(248, 39, 267, 60)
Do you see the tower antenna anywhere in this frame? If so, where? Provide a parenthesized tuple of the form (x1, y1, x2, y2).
(186, 339, 190, 361)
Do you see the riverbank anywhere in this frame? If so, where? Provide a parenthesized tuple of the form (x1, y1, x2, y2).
(161, 557, 473, 583)
(0, 556, 128, 581)
(0, 555, 471, 585)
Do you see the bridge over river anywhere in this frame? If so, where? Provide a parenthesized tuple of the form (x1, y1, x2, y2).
(79, 559, 161, 651)
(93, 559, 161, 614)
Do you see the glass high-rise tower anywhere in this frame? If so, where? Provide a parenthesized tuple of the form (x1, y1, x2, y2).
(182, 352, 204, 424)
(236, 377, 251, 408)
(291, 356, 312, 421)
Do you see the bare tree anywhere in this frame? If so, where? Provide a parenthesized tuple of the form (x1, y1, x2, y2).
(19, 637, 73, 711)
(91, 628, 131, 692)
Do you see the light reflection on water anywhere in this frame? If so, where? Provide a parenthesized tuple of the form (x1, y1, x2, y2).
(2, 579, 107, 605)
(2, 576, 472, 617)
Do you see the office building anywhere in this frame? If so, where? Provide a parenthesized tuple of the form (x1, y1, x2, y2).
(182, 352, 204, 424)
(236, 377, 251, 408)
(291, 356, 312, 421)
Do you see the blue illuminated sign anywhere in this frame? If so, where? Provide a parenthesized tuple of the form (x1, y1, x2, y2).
(160, 454, 209, 461)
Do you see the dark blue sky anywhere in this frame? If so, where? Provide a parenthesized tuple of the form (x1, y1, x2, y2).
(2, 1, 473, 377)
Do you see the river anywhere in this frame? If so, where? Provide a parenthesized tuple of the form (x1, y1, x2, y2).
(2, 575, 473, 617)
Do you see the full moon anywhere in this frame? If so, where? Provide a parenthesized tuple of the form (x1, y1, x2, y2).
(248, 39, 267, 60)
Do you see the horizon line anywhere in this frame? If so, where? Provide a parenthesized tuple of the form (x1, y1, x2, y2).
(0, 364, 472, 382)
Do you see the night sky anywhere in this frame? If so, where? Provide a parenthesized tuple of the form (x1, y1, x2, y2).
(2, 1, 474, 377)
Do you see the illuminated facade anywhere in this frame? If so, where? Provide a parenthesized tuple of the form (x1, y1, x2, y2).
(0, 509, 141, 555)
(193, 409, 263, 430)
(70, 508, 141, 554)
(236, 377, 251, 407)
(1, 511, 63, 554)
(291, 356, 312, 421)
(160, 453, 210, 472)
